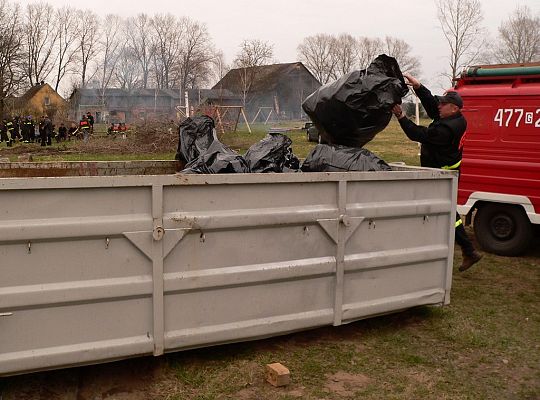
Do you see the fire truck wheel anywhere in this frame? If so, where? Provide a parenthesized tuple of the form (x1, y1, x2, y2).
(473, 203, 533, 256)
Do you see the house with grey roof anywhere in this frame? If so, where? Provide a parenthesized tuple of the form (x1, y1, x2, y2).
(69, 88, 240, 123)
(212, 62, 321, 121)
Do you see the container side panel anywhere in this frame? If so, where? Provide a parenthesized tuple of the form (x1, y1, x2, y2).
(164, 276, 334, 334)
(0, 184, 155, 376)
(345, 215, 450, 253)
(342, 178, 453, 319)
(0, 298, 153, 355)
(164, 226, 335, 272)
(162, 180, 339, 349)
(163, 182, 337, 213)
(346, 179, 452, 204)
(0, 187, 152, 221)
(0, 238, 150, 287)
(342, 261, 447, 321)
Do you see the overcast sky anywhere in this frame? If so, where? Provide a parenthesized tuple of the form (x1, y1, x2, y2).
(13, 0, 540, 90)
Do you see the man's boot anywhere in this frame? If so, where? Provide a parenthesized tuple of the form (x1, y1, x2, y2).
(459, 250, 483, 272)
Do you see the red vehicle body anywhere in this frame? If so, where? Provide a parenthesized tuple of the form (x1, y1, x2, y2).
(454, 63, 540, 255)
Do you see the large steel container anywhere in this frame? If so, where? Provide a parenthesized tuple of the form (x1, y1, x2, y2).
(0, 163, 457, 376)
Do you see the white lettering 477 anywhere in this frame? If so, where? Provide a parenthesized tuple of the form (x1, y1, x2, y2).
(494, 108, 540, 128)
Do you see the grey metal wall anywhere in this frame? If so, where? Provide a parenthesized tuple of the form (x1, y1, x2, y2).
(0, 168, 457, 376)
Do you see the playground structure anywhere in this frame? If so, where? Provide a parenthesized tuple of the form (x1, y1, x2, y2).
(251, 107, 274, 124)
(190, 105, 252, 135)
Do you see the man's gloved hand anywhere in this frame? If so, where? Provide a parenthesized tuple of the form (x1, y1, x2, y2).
(392, 104, 405, 119)
(403, 73, 421, 89)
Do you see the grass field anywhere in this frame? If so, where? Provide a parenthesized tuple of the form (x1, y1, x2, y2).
(1, 120, 539, 400)
(0, 119, 421, 165)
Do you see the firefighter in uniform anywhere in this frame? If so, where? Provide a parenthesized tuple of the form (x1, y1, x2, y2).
(57, 123, 67, 142)
(23, 116, 34, 142)
(86, 112, 94, 134)
(79, 115, 90, 141)
(12, 116, 21, 142)
(38, 115, 53, 146)
(392, 73, 483, 272)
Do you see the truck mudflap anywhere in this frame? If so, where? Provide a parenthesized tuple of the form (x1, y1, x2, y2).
(0, 168, 457, 376)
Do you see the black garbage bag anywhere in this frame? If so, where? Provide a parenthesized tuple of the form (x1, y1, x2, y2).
(302, 54, 408, 148)
(175, 115, 215, 164)
(301, 144, 392, 172)
(181, 140, 250, 174)
(284, 147, 301, 171)
(244, 133, 299, 173)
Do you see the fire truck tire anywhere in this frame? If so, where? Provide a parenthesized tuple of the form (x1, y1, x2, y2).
(473, 203, 533, 256)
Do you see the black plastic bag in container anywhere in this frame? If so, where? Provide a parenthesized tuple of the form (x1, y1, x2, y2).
(181, 140, 250, 174)
(302, 54, 408, 148)
(244, 133, 297, 173)
(284, 148, 300, 171)
(175, 115, 215, 164)
(301, 144, 392, 172)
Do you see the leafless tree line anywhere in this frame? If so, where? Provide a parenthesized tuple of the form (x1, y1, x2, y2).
(0, 1, 225, 103)
(1, 0, 539, 119)
(438, 0, 539, 84)
(298, 3, 539, 87)
(297, 34, 421, 85)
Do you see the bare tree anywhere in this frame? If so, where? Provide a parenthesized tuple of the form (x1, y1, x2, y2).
(151, 14, 183, 89)
(97, 14, 125, 96)
(234, 39, 274, 105)
(382, 36, 421, 75)
(437, 0, 486, 83)
(234, 39, 273, 68)
(176, 17, 215, 92)
(297, 34, 336, 84)
(53, 6, 80, 92)
(23, 2, 59, 86)
(78, 10, 101, 87)
(114, 47, 141, 90)
(209, 50, 230, 86)
(0, 0, 24, 119)
(125, 13, 155, 88)
(495, 6, 540, 64)
(356, 37, 383, 70)
(330, 33, 358, 80)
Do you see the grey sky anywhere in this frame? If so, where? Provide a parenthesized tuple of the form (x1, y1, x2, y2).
(13, 0, 540, 90)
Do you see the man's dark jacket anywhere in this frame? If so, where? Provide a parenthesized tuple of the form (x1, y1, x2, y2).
(398, 85, 466, 168)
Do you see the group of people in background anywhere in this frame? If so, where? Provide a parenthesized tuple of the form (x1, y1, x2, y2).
(0, 112, 96, 147)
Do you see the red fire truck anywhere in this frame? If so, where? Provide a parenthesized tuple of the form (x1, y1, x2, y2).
(454, 63, 540, 256)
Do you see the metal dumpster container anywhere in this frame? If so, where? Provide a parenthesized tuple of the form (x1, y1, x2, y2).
(0, 163, 457, 376)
